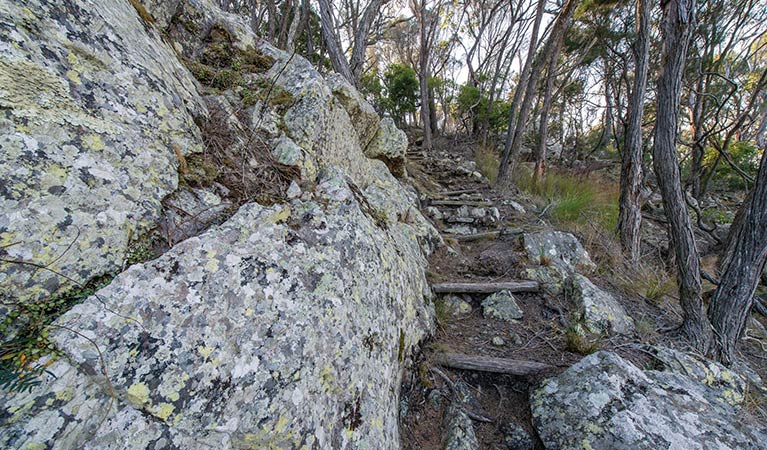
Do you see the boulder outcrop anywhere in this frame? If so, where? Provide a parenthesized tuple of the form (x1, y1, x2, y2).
(0, 0, 437, 448)
(532, 351, 767, 450)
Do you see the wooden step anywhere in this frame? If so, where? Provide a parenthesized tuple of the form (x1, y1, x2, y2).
(429, 200, 492, 207)
(431, 280, 539, 294)
(442, 228, 524, 242)
(435, 352, 554, 376)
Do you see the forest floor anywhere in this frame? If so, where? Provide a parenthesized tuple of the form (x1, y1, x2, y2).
(398, 135, 767, 449)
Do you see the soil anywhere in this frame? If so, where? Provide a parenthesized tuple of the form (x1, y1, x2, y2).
(398, 135, 767, 449)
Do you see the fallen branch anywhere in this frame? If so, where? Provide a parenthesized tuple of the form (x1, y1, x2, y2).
(435, 352, 553, 376)
(443, 228, 524, 242)
(430, 200, 493, 207)
(432, 280, 539, 294)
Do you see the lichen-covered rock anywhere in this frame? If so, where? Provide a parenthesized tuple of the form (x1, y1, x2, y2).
(565, 274, 634, 335)
(523, 230, 596, 273)
(439, 295, 473, 317)
(481, 290, 524, 322)
(1, 172, 435, 449)
(531, 351, 767, 450)
(159, 187, 231, 246)
(522, 265, 567, 295)
(502, 422, 534, 450)
(365, 118, 408, 178)
(0, 0, 205, 310)
(647, 346, 747, 406)
(443, 382, 480, 450)
(1, 0, 439, 448)
(327, 73, 380, 148)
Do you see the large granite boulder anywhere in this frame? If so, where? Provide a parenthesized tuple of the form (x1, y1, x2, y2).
(0, 0, 439, 448)
(565, 273, 634, 335)
(0, 0, 205, 310)
(532, 351, 767, 450)
(1, 170, 435, 449)
(365, 118, 408, 178)
(523, 230, 596, 273)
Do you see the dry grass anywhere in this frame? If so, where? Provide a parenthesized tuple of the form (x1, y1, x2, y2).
(474, 145, 500, 184)
(615, 263, 676, 305)
(188, 103, 299, 206)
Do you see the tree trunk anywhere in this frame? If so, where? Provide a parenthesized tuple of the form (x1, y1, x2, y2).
(534, 20, 569, 182)
(498, 0, 576, 185)
(602, 59, 614, 149)
(318, 0, 355, 82)
(651, 0, 709, 350)
(349, 0, 387, 85)
(708, 147, 767, 364)
(618, 0, 651, 265)
(416, 0, 432, 151)
(497, 0, 545, 183)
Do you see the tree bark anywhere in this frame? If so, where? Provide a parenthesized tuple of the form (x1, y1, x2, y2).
(497, 0, 545, 183)
(651, 0, 709, 350)
(498, 0, 576, 185)
(318, 0, 355, 82)
(708, 147, 767, 364)
(415, 0, 433, 151)
(618, 0, 651, 265)
(534, 18, 570, 182)
(349, 0, 387, 85)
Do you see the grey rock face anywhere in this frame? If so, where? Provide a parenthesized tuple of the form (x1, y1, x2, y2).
(522, 265, 567, 295)
(481, 290, 524, 322)
(327, 73, 381, 148)
(365, 118, 408, 178)
(523, 230, 596, 273)
(532, 351, 767, 450)
(0, 0, 439, 448)
(2, 174, 435, 449)
(0, 0, 205, 309)
(565, 273, 634, 335)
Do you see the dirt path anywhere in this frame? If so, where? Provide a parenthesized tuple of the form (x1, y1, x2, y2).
(400, 143, 582, 449)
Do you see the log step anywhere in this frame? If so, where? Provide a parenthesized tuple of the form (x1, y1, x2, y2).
(430, 200, 492, 207)
(435, 352, 553, 376)
(431, 280, 539, 294)
(442, 228, 524, 242)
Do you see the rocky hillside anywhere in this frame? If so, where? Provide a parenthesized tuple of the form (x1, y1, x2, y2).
(1, 0, 437, 448)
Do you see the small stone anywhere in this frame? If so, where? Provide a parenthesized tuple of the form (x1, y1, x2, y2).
(502, 422, 534, 450)
(286, 180, 302, 199)
(481, 290, 524, 322)
(491, 336, 505, 346)
(440, 295, 472, 317)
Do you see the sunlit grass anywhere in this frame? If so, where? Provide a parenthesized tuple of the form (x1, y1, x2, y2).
(474, 145, 500, 184)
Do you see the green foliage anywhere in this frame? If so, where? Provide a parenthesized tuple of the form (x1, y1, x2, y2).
(703, 142, 762, 190)
(0, 275, 113, 393)
(455, 83, 511, 133)
(382, 63, 419, 123)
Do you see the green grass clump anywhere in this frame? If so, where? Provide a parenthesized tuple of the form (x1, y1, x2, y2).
(564, 324, 601, 355)
(474, 145, 500, 183)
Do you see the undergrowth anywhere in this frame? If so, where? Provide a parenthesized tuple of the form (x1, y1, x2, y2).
(0, 274, 113, 393)
(474, 145, 500, 184)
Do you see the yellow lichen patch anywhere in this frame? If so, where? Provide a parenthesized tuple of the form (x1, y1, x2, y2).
(154, 402, 175, 421)
(275, 415, 290, 433)
(66, 70, 82, 85)
(204, 257, 219, 272)
(580, 439, 595, 450)
(23, 443, 46, 450)
(269, 206, 292, 224)
(82, 134, 105, 151)
(55, 387, 74, 402)
(197, 345, 215, 360)
(126, 382, 151, 406)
